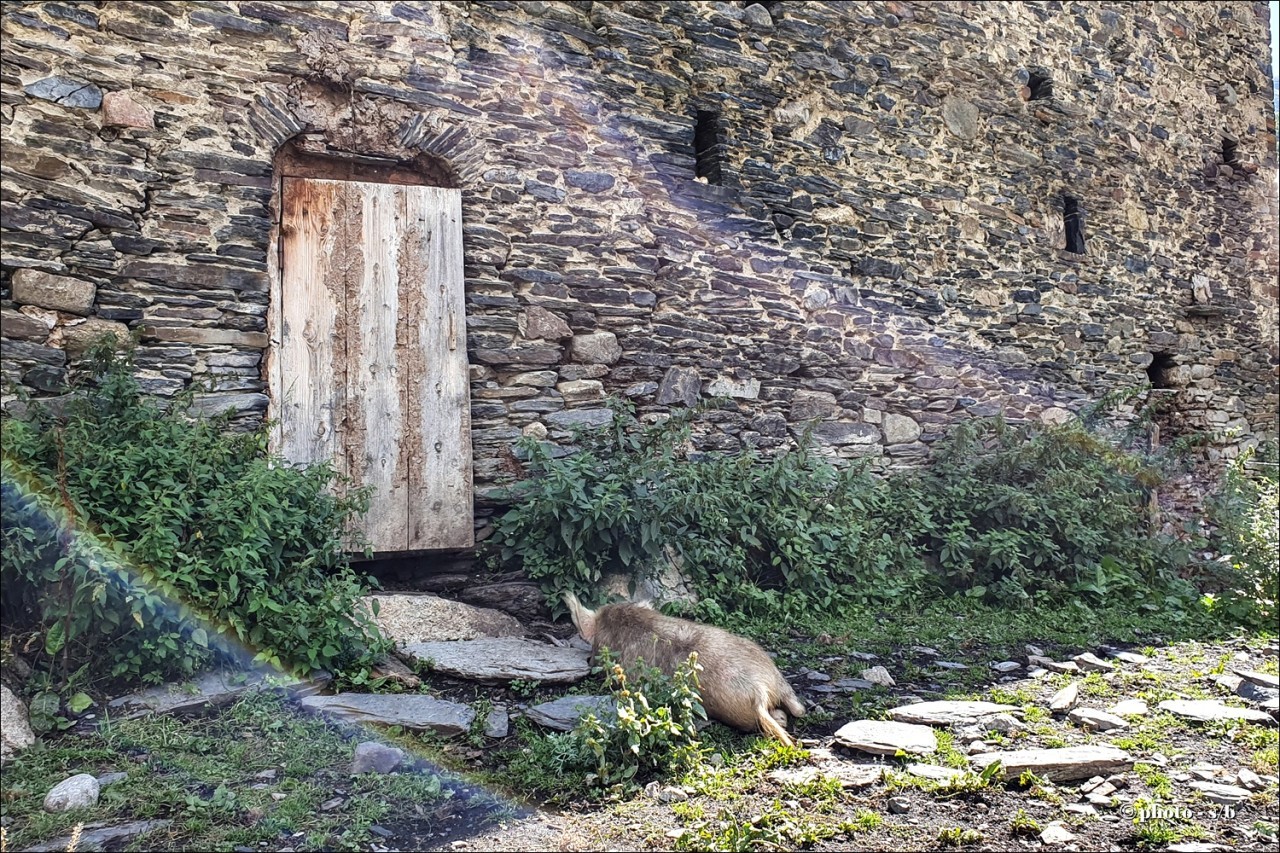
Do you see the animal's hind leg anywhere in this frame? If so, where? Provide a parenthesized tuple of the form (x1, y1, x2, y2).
(757, 704, 795, 746)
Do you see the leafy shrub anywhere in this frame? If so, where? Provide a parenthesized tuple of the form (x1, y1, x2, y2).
(888, 416, 1194, 605)
(492, 398, 1199, 615)
(492, 400, 923, 616)
(1205, 442, 1279, 627)
(505, 649, 705, 800)
(1, 340, 388, 685)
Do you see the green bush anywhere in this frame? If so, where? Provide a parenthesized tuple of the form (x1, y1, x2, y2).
(1, 340, 388, 685)
(889, 416, 1193, 604)
(492, 401, 923, 616)
(491, 399, 1198, 615)
(1205, 443, 1279, 627)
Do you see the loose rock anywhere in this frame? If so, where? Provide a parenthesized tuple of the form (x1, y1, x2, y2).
(1049, 682, 1079, 713)
(887, 795, 912, 814)
(1073, 652, 1116, 672)
(1233, 669, 1280, 689)
(526, 695, 615, 732)
(1108, 699, 1149, 716)
(833, 719, 937, 756)
(44, 773, 100, 812)
(888, 700, 1019, 726)
(905, 763, 964, 782)
(1, 684, 36, 760)
(1068, 707, 1128, 732)
(1157, 699, 1276, 725)
(25, 820, 171, 852)
(969, 745, 1132, 782)
(484, 705, 510, 738)
(351, 741, 408, 774)
(1188, 781, 1251, 805)
(360, 594, 523, 645)
(1040, 822, 1075, 844)
(860, 665, 895, 687)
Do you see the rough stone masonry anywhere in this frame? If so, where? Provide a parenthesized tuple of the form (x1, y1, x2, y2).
(1, 1, 1277, 543)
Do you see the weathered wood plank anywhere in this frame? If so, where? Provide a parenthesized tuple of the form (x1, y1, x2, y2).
(278, 177, 345, 485)
(406, 186, 473, 550)
(348, 183, 409, 551)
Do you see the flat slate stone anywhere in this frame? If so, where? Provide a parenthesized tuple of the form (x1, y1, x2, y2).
(526, 695, 615, 732)
(969, 745, 1132, 782)
(484, 706, 510, 738)
(1073, 652, 1116, 672)
(941, 95, 980, 139)
(1069, 708, 1128, 731)
(1049, 682, 1079, 713)
(350, 741, 408, 774)
(1107, 649, 1150, 664)
(906, 763, 965, 781)
(1157, 699, 1276, 725)
(1188, 781, 1251, 805)
(24, 75, 103, 108)
(302, 694, 474, 736)
(108, 670, 270, 716)
(400, 637, 591, 684)
(1040, 822, 1076, 845)
(888, 701, 1019, 726)
(1233, 669, 1280, 688)
(833, 719, 937, 756)
(768, 764, 882, 788)
(25, 820, 171, 852)
(1237, 681, 1280, 710)
(1109, 699, 1149, 716)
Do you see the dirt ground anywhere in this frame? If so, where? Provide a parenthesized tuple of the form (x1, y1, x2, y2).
(4, 628, 1277, 853)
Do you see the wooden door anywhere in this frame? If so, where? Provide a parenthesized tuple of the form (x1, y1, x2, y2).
(275, 178, 472, 551)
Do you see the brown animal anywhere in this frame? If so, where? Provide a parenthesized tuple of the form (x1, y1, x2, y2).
(564, 592, 805, 745)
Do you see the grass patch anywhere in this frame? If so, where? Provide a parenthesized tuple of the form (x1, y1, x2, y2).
(1, 693, 454, 852)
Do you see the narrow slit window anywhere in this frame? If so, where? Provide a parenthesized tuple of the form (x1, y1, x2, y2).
(1146, 352, 1177, 389)
(694, 109, 724, 185)
(1028, 71, 1054, 101)
(1221, 137, 1239, 166)
(1063, 195, 1086, 255)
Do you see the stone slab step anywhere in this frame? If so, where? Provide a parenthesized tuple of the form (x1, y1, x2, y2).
(400, 637, 591, 684)
(301, 693, 475, 736)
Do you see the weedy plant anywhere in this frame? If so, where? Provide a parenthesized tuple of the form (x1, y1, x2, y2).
(1203, 442, 1279, 628)
(1, 338, 389, 686)
(504, 649, 706, 801)
(578, 650, 706, 789)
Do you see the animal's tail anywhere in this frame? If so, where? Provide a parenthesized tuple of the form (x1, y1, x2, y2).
(562, 591, 598, 642)
(756, 700, 796, 746)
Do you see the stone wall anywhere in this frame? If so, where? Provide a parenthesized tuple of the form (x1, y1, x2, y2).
(2, 1, 1277, 544)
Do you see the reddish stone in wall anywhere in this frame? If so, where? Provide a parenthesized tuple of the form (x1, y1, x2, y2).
(101, 91, 154, 129)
